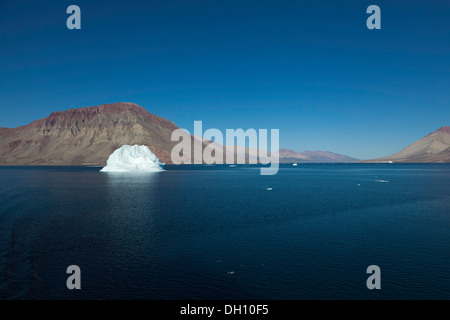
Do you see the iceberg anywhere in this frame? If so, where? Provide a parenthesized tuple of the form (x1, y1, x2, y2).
(100, 145, 164, 172)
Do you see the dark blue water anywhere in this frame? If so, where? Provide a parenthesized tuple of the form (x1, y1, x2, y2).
(1, 164, 450, 299)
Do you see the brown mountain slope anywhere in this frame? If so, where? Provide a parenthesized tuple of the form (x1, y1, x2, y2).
(0, 102, 185, 165)
(0, 102, 361, 165)
(366, 126, 450, 163)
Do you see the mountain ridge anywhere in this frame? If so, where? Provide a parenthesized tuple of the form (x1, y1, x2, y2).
(363, 126, 450, 163)
(276, 148, 358, 163)
(0, 102, 182, 165)
(0, 102, 361, 165)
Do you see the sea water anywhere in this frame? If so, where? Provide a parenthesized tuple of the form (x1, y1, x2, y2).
(0, 164, 449, 299)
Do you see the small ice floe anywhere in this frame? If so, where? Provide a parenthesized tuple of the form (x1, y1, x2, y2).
(228, 271, 235, 275)
(266, 187, 273, 191)
(357, 184, 361, 186)
(388, 161, 394, 164)
(292, 163, 298, 166)
(229, 164, 237, 167)
(375, 180, 390, 183)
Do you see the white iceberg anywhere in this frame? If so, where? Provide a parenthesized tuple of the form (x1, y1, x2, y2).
(100, 145, 164, 172)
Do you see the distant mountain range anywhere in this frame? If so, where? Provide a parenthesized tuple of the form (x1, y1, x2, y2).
(8, 102, 449, 165)
(0, 103, 359, 165)
(275, 149, 358, 163)
(364, 126, 450, 163)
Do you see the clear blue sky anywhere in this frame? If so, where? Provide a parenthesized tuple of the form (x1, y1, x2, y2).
(1, 0, 449, 159)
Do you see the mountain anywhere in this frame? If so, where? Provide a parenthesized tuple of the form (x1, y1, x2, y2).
(365, 126, 450, 163)
(0, 102, 269, 166)
(276, 149, 309, 161)
(0, 102, 358, 165)
(276, 148, 358, 163)
(0, 102, 189, 165)
(300, 150, 358, 163)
